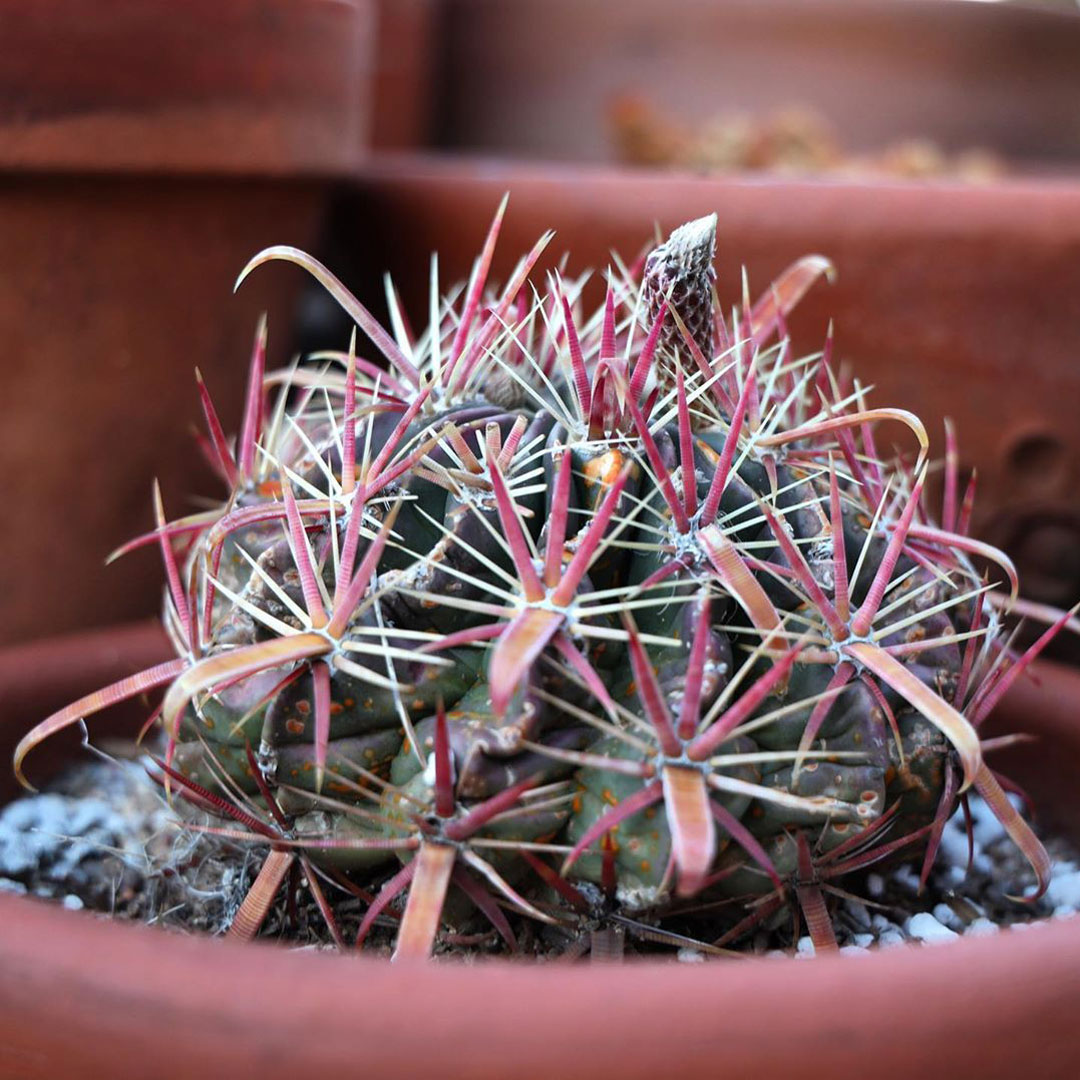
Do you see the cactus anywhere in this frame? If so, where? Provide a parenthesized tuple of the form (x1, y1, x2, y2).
(15, 204, 1060, 959)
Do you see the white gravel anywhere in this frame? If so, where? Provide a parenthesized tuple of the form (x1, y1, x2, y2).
(905, 912, 959, 944)
(828, 791, 1079, 955)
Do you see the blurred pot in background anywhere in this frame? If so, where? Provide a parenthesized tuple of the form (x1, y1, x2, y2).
(0, 0, 373, 646)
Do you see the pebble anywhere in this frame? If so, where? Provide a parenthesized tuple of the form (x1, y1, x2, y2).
(844, 901, 871, 930)
(932, 903, 965, 932)
(892, 865, 921, 894)
(866, 873, 885, 898)
(877, 930, 907, 949)
(965, 918, 999, 937)
(905, 912, 958, 944)
(1045, 870, 1080, 912)
(946, 864, 967, 886)
(796, 935, 815, 956)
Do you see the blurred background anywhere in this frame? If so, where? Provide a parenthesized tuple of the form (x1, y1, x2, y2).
(3, 0, 1080, 654)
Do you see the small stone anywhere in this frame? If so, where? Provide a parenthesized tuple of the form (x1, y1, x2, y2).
(891, 865, 921, 893)
(1046, 870, 1080, 912)
(932, 903, 965, 931)
(877, 930, 907, 949)
(939, 822, 974, 868)
(840, 944, 869, 957)
(965, 918, 999, 937)
(844, 900, 871, 930)
(866, 873, 885, 898)
(796, 935, 815, 956)
(677, 947, 705, 963)
(853, 933, 875, 948)
(62, 894, 84, 911)
(906, 912, 958, 944)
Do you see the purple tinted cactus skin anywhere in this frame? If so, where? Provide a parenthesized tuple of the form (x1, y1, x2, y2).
(15, 207, 1057, 959)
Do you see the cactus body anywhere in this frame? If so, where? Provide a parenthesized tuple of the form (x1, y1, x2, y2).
(16, 209, 1052, 957)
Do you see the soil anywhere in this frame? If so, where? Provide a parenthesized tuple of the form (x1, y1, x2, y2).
(3, 746, 1077, 961)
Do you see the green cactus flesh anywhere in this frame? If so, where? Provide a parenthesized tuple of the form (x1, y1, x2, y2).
(16, 210, 1052, 958)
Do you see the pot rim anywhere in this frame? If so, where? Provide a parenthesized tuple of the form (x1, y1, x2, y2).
(0, 0, 372, 177)
(1, 622, 1079, 1079)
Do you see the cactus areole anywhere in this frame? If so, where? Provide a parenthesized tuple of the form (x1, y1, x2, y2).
(15, 206, 1056, 960)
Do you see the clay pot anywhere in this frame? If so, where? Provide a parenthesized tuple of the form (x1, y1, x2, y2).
(432, 0, 1080, 166)
(0, 621, 1078, 1079)
(0, 0, 372, 648)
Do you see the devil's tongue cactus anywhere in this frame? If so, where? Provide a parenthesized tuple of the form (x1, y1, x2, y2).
(16, 207, 1054, 959)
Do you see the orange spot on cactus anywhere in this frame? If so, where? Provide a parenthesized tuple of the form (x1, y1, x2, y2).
(572, 795, 582, 813)
(695, 439, 721, 465)
(583, 450, 624, 491)
(640, 860, 652, 873)
(412, 699, 426, 711)
(285, 718, 305, 735)
(601, 788, 618, 807)
(330, 703, 344, 717)
(295, 700, 311, 716)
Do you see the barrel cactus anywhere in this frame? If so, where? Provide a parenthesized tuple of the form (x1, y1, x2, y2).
(16, 204, 1057, 959)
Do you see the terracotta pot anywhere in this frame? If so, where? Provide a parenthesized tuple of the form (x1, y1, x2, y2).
(0, 621, 1078, 1079)
(0, 1, 373, 648)
(432, 0, 1080, 166)
(369, 0, 437, 151)
(344, 154, 1080, 641)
